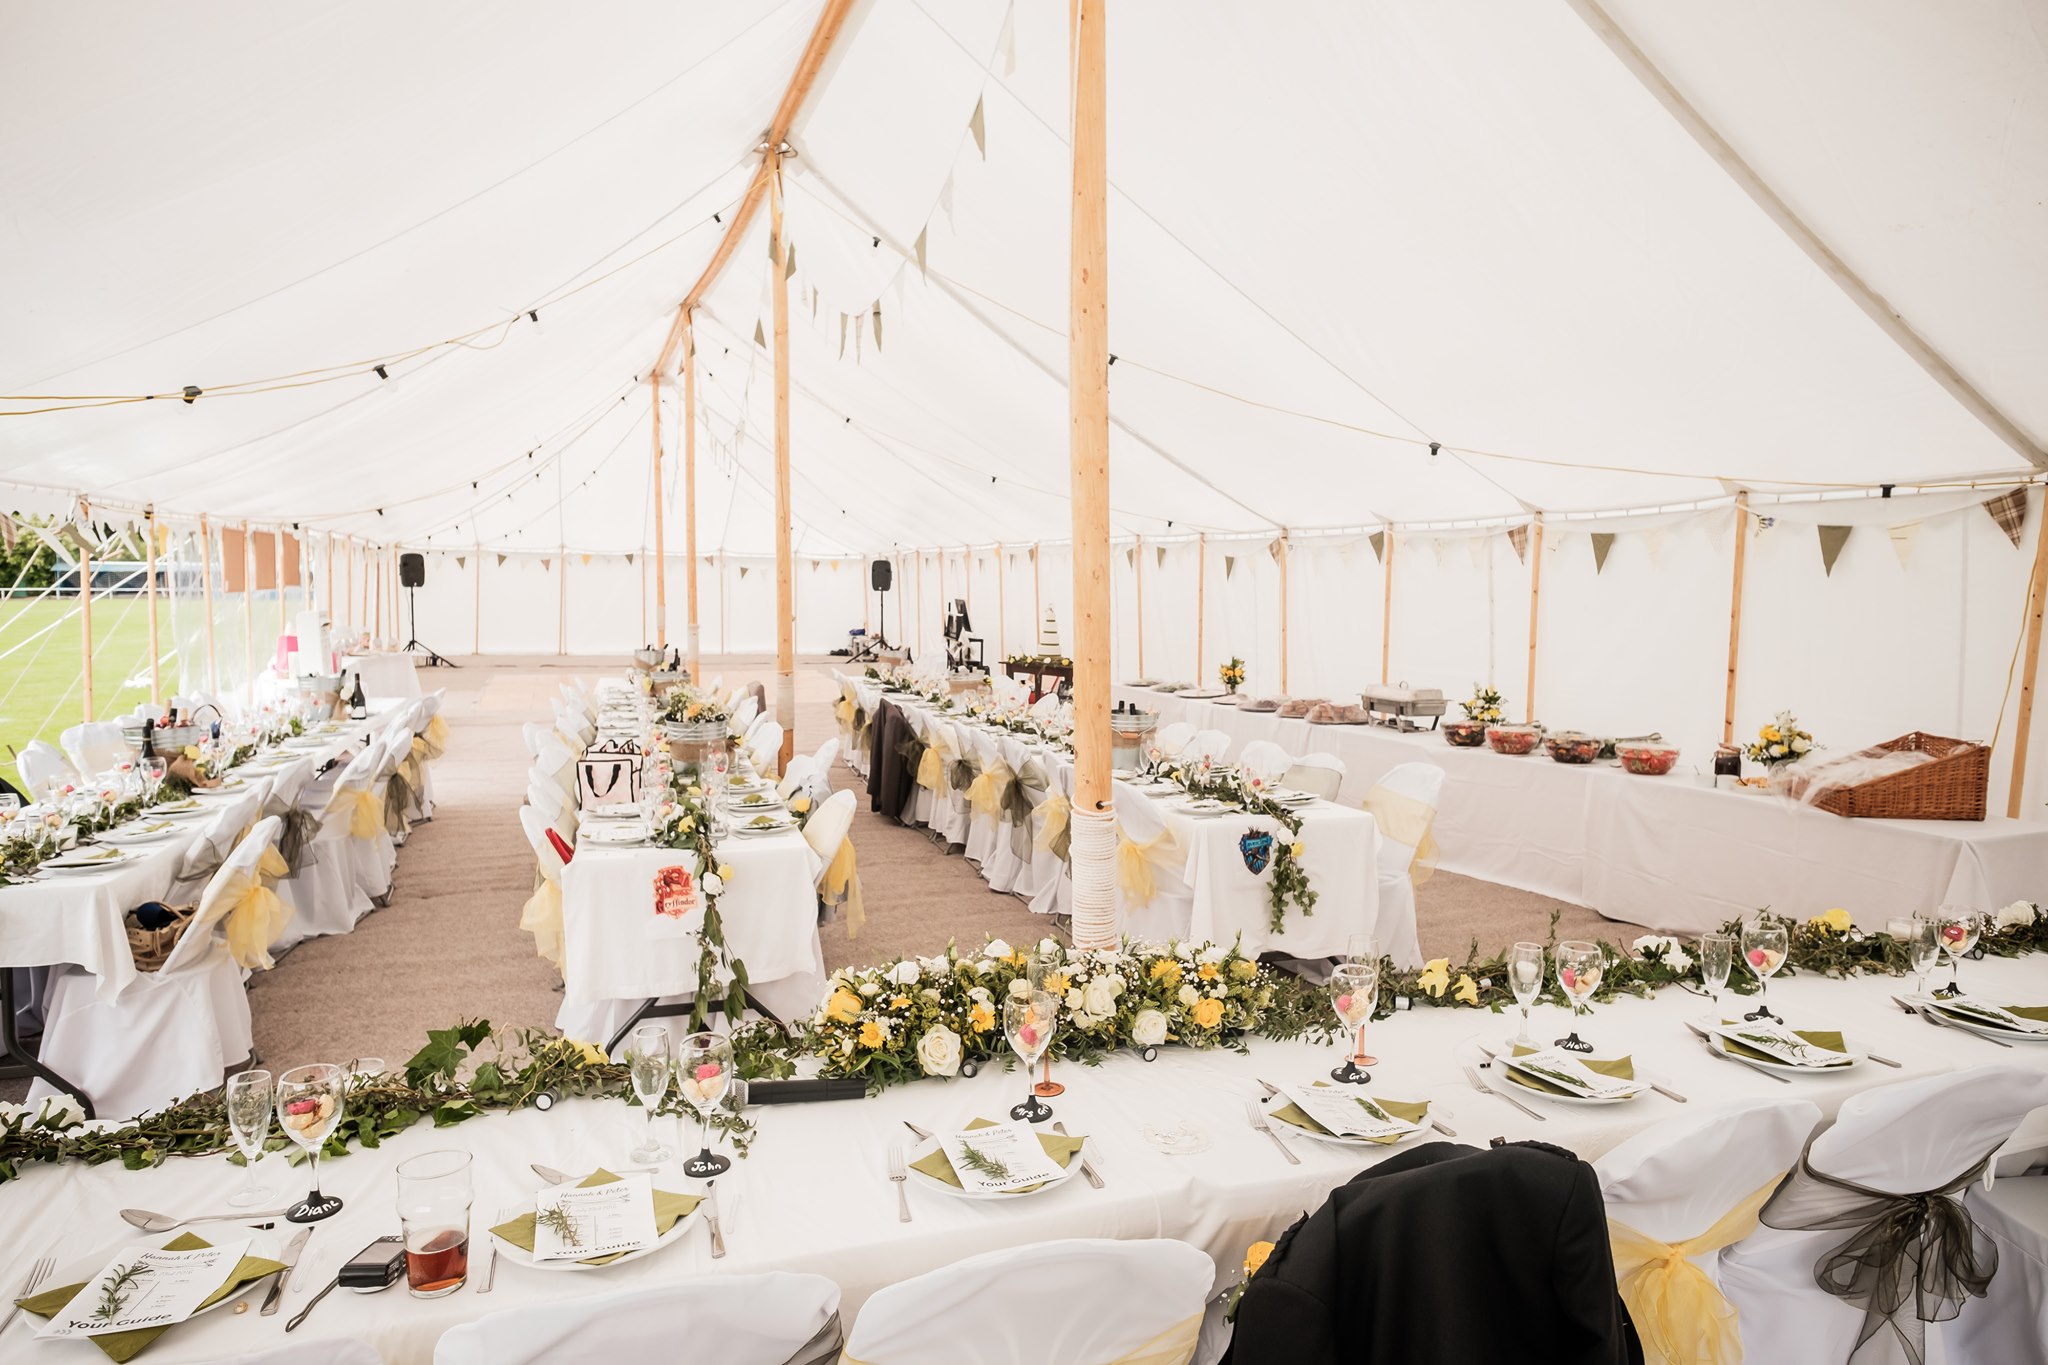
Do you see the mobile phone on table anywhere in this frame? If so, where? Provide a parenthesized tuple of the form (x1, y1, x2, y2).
(338, 1234, 406, 1291)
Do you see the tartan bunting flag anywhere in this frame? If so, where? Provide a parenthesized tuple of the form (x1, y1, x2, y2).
(1983, 487, 2028, 547)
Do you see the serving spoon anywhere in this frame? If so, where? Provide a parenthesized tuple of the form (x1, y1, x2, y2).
(120, 1206, 288, 1234)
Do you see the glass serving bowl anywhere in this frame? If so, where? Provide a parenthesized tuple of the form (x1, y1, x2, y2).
(1545, 732, 1605, 765)
(1617, 742, 1681, 775)
(1485, 724, 1542, 756)
(1442, 720, 1489, 747)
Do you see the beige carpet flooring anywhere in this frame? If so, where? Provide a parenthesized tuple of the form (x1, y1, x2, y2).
(8, 656, 1649, 1099)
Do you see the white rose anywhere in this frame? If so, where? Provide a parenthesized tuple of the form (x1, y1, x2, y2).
(1008, 978, 1032, 999)
(889, 961, 921, 987)
(1791, 737, 1812, 754)
(1996, 900, 2037, 930)
(1197, 944, 1228, 965)
(858, 981, 882, 998)
(984, 938, 1012, 960)
(701, 872, 723, 896)
(1073, 1010, 1104, 1031)
(1064, 987, 1085, 1011)
(1038, 937, 1061, 958)
(1082, 977, 1119, 1016)
(1664, 947, 1694, 972)
(915, 1026, 963, 1077)
(1177, 984, 1199, 1008)
(921, 956, 949, 978)
(967, 986, 993, 1008)
(920, 989, 942, 1004)
(1175, 942, 1195, 961)
(1131, 1009, 1169, 1047)
(839, 1036, 855, 1055)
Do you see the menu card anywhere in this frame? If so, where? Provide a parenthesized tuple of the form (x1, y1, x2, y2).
(532, 1174, 659, 1262)
(37, 1239, 251, 1339)
(938, 1120, 1068, 1194)
(1499, 1047, 1647, 1099)
(1710, 1020, 1854, 1067)
(1276, 1084, 1424, 1140)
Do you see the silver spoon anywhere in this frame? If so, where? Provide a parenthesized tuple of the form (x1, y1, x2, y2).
(121, 1206, 290, 1234)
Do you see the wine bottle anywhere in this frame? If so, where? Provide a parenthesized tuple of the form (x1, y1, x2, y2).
(348, 672, 369, 720)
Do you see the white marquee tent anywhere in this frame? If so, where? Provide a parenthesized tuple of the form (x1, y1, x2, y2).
(6, 0, 2048, 803)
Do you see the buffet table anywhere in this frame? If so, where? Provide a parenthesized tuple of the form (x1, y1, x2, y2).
(1115, 687, 2048, 933)
(3, 957, 2043, 1364)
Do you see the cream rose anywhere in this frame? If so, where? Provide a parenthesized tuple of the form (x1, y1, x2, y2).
(889, 960, 921, 987)
(1177, 984, 1199, 1008)
(1064, 987, 1085, 1011)
(1082, 976, 1120, 1016)
(916, 1026, 963, 1077)
(984, 938, 1012, 960)
(1996, 900, 2037, 930)
(1131, 1009, 1169, 1047)
(1008, 977, 1033, 999)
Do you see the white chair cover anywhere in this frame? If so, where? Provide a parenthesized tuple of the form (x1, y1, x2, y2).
(808, 737, 840, 792)
(272, 749, 373, 953)
(922, 717, 970, 846)
(1113, 787, 1196, 944)
(749, 719, 784, 776)
(1721, 1065, 2048, 1365)
(1953, 1173, 2048, 1365)
(1361, 761, 1443, 972)
(840, 1238, 1211, 1365)
(1237, 740, 1292, 786)
(534, 729, 577, 789)
(962, 726, 1006, 868)
(1153, 721, 1194, 760)
(60, 720, 129, 778)
(321, 739, 398, 904)
(17, 739, 79, 796)
(1283, 752, 1346, 800)
(520, 721, 547, 758)
(1182, 729, 1230, 764)
(778, 754, 816, 802)
(732, 695, 761, 732)
(434, 1273, 841, 1365)
(32, 817, 288, 1118)
(173, 784, 269, 890)
(1026, 751, 1076, 918)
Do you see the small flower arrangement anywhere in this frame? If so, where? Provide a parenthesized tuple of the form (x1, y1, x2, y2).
(1219, 657, 1246, 694)
(657, 686, 730, 727)
(1744, 710, 1816, 768)
(1461, 684, 1506, 725)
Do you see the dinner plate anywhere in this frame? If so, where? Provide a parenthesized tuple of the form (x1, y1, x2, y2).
(96, 822, 181, 846)
(730, 794, 786, 812)
(904, 1136, 1083, 1201)
(734, 815, 798, 835)
(50, 1225, 282, 1317)
(578, 824, 649, 847)
(1266, 1097, 1431, 1148)
(1179, 798, 1237, 818)
(1705, 1023, 1864, 1073)
(490, 1204, 699, 1272)
(1487, 1052, 1646, 1106)
(1267, 789, 1317, 807)
(43, 848, 131, 872)
(282, 737, 329, 750)
(190, 779, 249, 797)
(149, 798, 206, 816)
(1919, 997, 2048, 1044)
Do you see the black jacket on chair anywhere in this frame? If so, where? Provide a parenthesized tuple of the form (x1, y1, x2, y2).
(1222, 1141, 1642, 1365)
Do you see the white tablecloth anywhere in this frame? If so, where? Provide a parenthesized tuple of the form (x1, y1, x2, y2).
(345, 653, 423, 701)
(1114, 687, 2048, 933)
(3, 957, 2043, 1364)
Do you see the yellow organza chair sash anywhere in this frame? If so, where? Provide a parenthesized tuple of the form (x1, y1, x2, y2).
(834, 697, 854, 730)
(383, 769, 414, 836)
(967, 761, 1013, 819)
(915, 744, 946, 793)
(822, 837, 865, 939)
(1116, 827, 1180, 908)
(220, 845, 294, 971)
(1608, 1175, 1783, 1365)
(520, 871, 566, 971)
(1361, 786, 1439, 886)
(420, 712, 449, 759)
(331, 785, 383, 839)
(840, 1310, 1199, 1365)
(404, 736, 430, 789)
(1035, 791, 1072, 863)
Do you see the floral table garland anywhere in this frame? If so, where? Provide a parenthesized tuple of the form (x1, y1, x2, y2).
(1168, 761, 1316, 932)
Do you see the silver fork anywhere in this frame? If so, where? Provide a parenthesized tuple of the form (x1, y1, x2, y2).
(887, 1142, 911, 1222)
(1, 1251, 56, 1335)
(1245, 1100, 1299, 1165)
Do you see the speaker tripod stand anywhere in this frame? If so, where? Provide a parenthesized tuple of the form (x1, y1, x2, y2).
(400, 586, 455, 667)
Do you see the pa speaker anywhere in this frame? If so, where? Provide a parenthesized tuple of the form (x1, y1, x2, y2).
(870, 558, 893, 592)
(399, 553, 426, 589)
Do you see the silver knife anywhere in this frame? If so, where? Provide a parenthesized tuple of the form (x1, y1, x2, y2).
(705, 1182, 727, 1260)
(260, 1227, 311, 1316)
(1462, 1061, 1547, 1122)
(1052, 1121, 1104, 1188)
(1257, 1078, 1455, 1139)
(901, 1119, 934, 1142)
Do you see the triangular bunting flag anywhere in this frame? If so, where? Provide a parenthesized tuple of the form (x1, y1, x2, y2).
(1641, 527, 1666, 568)
(1507, 524, 1528, 562)
(1590, 532, 1616, 574)
(1124, 547, 1135, 570)
(1028, 545, 1037, 562)
(625, 553, 634, 564)
(1368, 530, 1386, 563)
(1888, 520, 1920, 570)
(1335, 539, 1356, 568)
(1466, 536, 1489, 571)
(914, 225, 928, 279)
(1223, 554, 1237, 579)
(1982, 487, 2028, 547)
(0, 512, 15, 553)
(496, 554, 508, 567)
(839, 313, 848, 360)
(753, 319, 766, 348)
(739, 565, 749, 579)
(581, 553, 592, 566)
(999, 4, 1017, 74)
(1818, 525, 1853, 576)
(1268, 538, 1285, 565)
(541, 558, 552, 571)
(785, 241, 797, 280)
(1155, 546, 1166, 570)
(1431, 537, 1450, 567)
(969, 97, 986, 158)
(455, 555, 466, 569)
(872, 303, 883, 351)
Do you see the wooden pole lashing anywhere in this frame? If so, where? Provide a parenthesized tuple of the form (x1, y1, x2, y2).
(1525, 516, 1545, 722)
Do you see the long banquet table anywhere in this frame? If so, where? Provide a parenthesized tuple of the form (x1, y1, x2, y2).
(3, 958, 2044, 1363)
(1116, 686, 2048, 933)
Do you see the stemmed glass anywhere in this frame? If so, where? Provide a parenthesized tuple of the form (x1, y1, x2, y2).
(677, 1031, 733, 1178)
(1698, 933, 1735, 1022)
(1328, 962, 1378, 1083)
(627, 1024, 675, 1165)
(1739, 922, 1789, 1022)
(1507, 942, 1544, 1046)
(277, 1063, 347, 1222)
(224, 1070, 277, 1207)
(141, 757, 167, 805)
(1931, 907, 1983, 998)
(1887, 916, 1939, 997)
(1553, 940, 1602, 1053)
(1006, 992, 1058, 1123)
(1026, 951, 1066, 1098)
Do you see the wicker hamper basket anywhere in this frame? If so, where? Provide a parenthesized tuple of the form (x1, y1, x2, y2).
(1784, 732, 1988, 821)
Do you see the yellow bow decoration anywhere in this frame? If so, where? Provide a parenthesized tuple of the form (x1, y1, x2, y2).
(966, 761, 1013, 819)
(221, 845, 294, 971)
(520, 871, 566, 971)
(1608, 1175, 1783, 1365)
(404, 735, 429, 789)
(915, 745, 946, 794)
(419, 713, 449, 760)
(1035, 791, 1071, 862)
(1115, 827, 1180, 908)
(833, 696, 854, 728)
(1362, 785, 1439, 887)
(332, 785, 383, 839)
(822, 836, 865, 940)
(839, 1310, 1198, 1365)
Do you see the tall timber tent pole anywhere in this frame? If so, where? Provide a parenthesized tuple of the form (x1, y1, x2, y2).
(1526, 515, 1545, 723)
(144, 505, 160, 705)
(684, 321, 702, 681)
(78, 498, 94, 721)
(1723, 492, 1750, 745)
(242, 521, 255, 698)
(2008, 489, 2048, 816)
(771, 147, 797, 771)
(201, 515, 218, 694)
(651, 372, 668, 651)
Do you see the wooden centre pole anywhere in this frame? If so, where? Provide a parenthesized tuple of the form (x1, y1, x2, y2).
(1381, 529, 1395, 684)
(144, 506, 160, 704)
(1196, 534, 1206, 684)
(1134, 536, 1145, 678)
(996, 543, 1006, 658)
(651, 374, 668, 651)
(78, 499, 95, 721)
(273, 527, 287, 649)
(683, 322, 702, 680)
(201, 516, 218, 694)
(241, 522, 256, 695)
(1722, 492, 1750, 745)
(770, 149, 796, 770)
(2007, 488, 2048, 816)
(1277, 532, 1290, 693)
(1525, 516, 1545, 722)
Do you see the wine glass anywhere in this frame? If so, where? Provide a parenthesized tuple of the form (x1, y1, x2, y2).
(1739, 922, 1789, 1023)
(1931, 907, 1983, 999)
(1888, 916, 1939, 997)
(0, 793, 19, 823)
(1698, 933, 1735, 1023)
(224, 1070, 276, 1207)
(1507, 942, 1544, 1045)
(1026, 951, 1067, 1098)
(1553, 940, 1602, 1053)
(677, 1031, 733, 1178)
(627, 1024, 675, 1166)
(277, 1063, 347, 1222)
(141, 757, 167, 804)
(1005, 991, 1058, 1123)
(1328, 962, 1378, 1083)
(1341, 934, 1379, 969)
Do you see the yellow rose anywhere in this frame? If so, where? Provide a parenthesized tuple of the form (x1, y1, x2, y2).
(564, 1038, 608, 1065)
(1230, 959, 1258, 981)
(1418, 958, 1451, 998)
(1198, 962, 1220, 981)
(1761, 725, 1781, 743)
(1149, 959, 1183, 986)
(1811, 907, 1853, 934)
(825, 989, 862, 1023)
(1191, 997, 1225, 1028)
(1289, 841, 1305, 860)
(858, 1020, 885, 1049)
(1453, 973, 1479, 1006)
(1244, 1241, 1275, 1277)
(679, 816, 695, 833)
(791, 795, 811, 814)
(968, 1003, 994, 1034)
(717, 863, 735, 882)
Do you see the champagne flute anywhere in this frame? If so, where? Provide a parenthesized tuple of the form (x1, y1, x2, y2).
(1698, 933, 1735, 1023)
(1005, 991, 1058, 1123)
(277, 1063, 347, 1222)
(1888, 916, 1939, 997)
(1553, 940, 1602, 1053)
(627, 1024, 675, 1165)
(1739, 922, 1789, 1023)
(224, 1069, 277, 1207)
(1507, 942, 1544, 1045)
(1341, 934, 1380, 969)
(1026, 950, 1067, 1098)
(1328, 962, 1378, 1083)
(678, 1031, 733, 1178)
(1931, 907, 1983, 999)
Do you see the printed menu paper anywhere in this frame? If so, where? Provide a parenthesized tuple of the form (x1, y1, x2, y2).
(532, 1174, 659, 1262)
(1710, 1020, 1854, 1067)
(940, 1121, 1067, 1194)
(37, 1239, 252, 1339)
(1278, 1084, 1424, 1140)
(1500, 1048, 1648, 1098)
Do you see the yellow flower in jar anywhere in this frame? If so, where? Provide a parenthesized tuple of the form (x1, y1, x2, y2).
(1191, 997, 1225, 1029)
(857, 1020, 886, 1049)
(1453, 973, 1479, 1006)
(1418, 958, 1451, 998)
(1149, 959, 1183, 986)
(1761, 724, 1782, 743)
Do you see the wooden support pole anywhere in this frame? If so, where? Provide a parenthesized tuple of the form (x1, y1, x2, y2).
(344, 537, 352, 634)
(144, 506, 160, 705)
(2008, 488, 2048, 816)
(1032, 544, 1041, 647)
(201, 516, 218, 694)
(995, 543, 1006, 658)
(1196, 534, 1207, 684)
(324, 532, 334, 624)
(242, 521, 255, 696)
(273, 526, 287, 650)
(683, 322, 702, 680)
(916, 552, 926, 659)
(1134, 536, 1145, 679)
(473, 539, 482, 655)
(1069, 0, 1115, 951)
(1381, 530, 1395, 685)
(1722, 493, 1750, 745)
(1277, 532, 1290, 693)
(770, 149, 796, 770)
(1525, 516, 1545, 723)
(78, 499, 94, 721)
(651, 374, 669, 652)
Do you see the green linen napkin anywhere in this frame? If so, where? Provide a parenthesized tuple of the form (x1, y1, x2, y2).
(1717, 1023, 1852, 1067)
(1506, 1045, 1636, 1096)
(909, 1118, 1085, 1193)
(489, 1169, 701, 1266)
(16, 1232, 287, 1363)
(1268, 1085, 1429, 1144)
(1928, 1001, 2048, 1031)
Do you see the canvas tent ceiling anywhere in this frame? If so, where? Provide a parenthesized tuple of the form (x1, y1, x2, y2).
(3, 0, 2043, 554)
